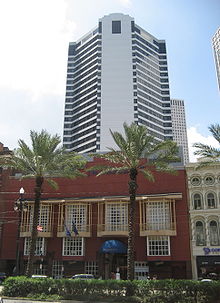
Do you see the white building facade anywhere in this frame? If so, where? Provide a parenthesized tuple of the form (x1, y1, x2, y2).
(170, 99, 189, 165)
(63, 13, 173, 153)
(186, 163, 220, 280)
(212, 27, 220, 92)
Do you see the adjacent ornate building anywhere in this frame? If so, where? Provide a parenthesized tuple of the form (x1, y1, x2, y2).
(186, 162, 220, 280)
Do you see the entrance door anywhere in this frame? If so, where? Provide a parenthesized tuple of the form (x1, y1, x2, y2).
(102, 253, 127, 279)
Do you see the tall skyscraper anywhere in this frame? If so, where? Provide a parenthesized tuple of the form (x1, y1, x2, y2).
(212, 27, 220, 92)
(63, 13, 173, 153)
(170, 99, 189, 165)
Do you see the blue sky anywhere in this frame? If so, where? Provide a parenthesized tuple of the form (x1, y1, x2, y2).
(0, 0, 219, 161)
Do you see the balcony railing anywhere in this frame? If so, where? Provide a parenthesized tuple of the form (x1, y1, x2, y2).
(20, 203, 54, 237)
(97, 223, 128, 237)
(139, 197, 177, 236)
(20, 224, 53, 237)
(140, 222, 177, 236)
(57, 224, 91, 237)
(57, 202, 92, 237)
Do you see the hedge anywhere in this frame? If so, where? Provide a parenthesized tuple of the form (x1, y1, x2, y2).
(2, 277, 220, 303)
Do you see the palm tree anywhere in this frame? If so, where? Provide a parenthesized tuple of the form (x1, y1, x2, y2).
(0, 130, 86, 277)
(193, 124, 220, 164)
(90, 122, 179, 280)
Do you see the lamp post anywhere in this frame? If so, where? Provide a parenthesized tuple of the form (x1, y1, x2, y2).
(14, 187, 27, 275)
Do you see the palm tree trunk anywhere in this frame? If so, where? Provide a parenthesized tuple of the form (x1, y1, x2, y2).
(25, 176, 44, 277)
(127, 168, 137, 281)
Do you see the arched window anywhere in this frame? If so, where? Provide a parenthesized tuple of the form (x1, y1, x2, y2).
(193, 193, 202, 209)
(207, 193, 216, 208)
(209, 220, 219, 246)
(195, 221, 206, 246)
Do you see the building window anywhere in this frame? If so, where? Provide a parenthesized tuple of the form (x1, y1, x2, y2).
(193, 193, 202, 209)
(85, 261, 98, 277)
(191, 176, 201, 186)
(52, 260, 64, 279)
(147, 236, 170, 256)
(134, 261, 149, 280)
(207, 193, 216, 208)
(204, 175, 215, 185)
(63, 237, 84, 256)
(24, 237, 46, 256)
(39, 205, 50, 232)
(195, 221, 206, 246)
(105, 203, 128, 231)
(23, 204, 51, 233)
(146, 202, 171, 230)
(112, 20, 121, 34)
(65, 204, 87, 233)
(209, 220, 219, 246)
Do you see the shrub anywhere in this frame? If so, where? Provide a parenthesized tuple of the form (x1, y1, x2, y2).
(2, 277, 220, 303)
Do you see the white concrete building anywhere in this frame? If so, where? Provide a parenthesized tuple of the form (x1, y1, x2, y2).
(170, 99, 189, 165)
(212, 27, 220, 92)
(63, 13, 173, 153)
(186, 163, 220, 280)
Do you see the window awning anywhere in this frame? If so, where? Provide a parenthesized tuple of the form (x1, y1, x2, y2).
(100, 240, 127, 254)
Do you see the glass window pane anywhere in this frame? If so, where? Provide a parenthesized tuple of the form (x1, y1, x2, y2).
(112, 21, 121, 34)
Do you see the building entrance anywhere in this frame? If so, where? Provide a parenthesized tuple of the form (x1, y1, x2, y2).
(99, 239, 127, 280)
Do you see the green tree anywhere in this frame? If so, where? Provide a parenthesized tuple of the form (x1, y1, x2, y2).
(90, 122, 179, 280)
(0, 130, 86, 277)
(193, 124, 220, 164)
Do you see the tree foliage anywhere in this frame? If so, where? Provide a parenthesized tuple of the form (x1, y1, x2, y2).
(90, 122, 179, 280)
(193, 124, 220, 166)
(0, 129, 86, 276)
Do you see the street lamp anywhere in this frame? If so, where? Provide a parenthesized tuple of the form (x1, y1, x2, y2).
(14, 187, 28, 275)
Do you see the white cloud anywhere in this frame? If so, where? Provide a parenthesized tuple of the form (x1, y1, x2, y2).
(187, 126, 219, 163)
(118, 0, 132, 8)
(0, 0, 76, 98)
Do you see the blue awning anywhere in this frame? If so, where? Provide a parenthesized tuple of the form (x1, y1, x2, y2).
(100, 240, 127, 254)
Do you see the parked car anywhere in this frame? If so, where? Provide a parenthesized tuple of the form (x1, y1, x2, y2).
(71, 274, 95, 280)
(31, 274, 48, 278)
(0, 272, 7, 284)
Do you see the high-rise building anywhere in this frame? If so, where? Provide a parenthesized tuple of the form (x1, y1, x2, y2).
(63, 13, 173, 153)
(170, 99, 189, 165)
(212, 27, 220, 92)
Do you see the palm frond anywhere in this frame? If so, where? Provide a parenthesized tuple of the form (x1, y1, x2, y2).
(90, 122, 178, 181)
(154, 161, 178, 175)
(193, 143, 220, 159)
(96, 166, 130, 176)
(209, 124, 220, 144)
(46, 179, 59, 190)
(193, 124, 220, 165)
(140, 169, 155, 182)
(1, 130, 86, 180)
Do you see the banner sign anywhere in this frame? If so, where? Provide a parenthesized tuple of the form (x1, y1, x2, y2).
(203, 247, 220, 255)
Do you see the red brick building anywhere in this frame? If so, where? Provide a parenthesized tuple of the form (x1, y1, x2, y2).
(0, 158, 192, 279)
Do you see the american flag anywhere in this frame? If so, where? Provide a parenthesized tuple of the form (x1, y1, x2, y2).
(37, 225, 43, 232)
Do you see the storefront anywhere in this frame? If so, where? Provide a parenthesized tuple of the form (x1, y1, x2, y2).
(197, 249, 220, 280)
